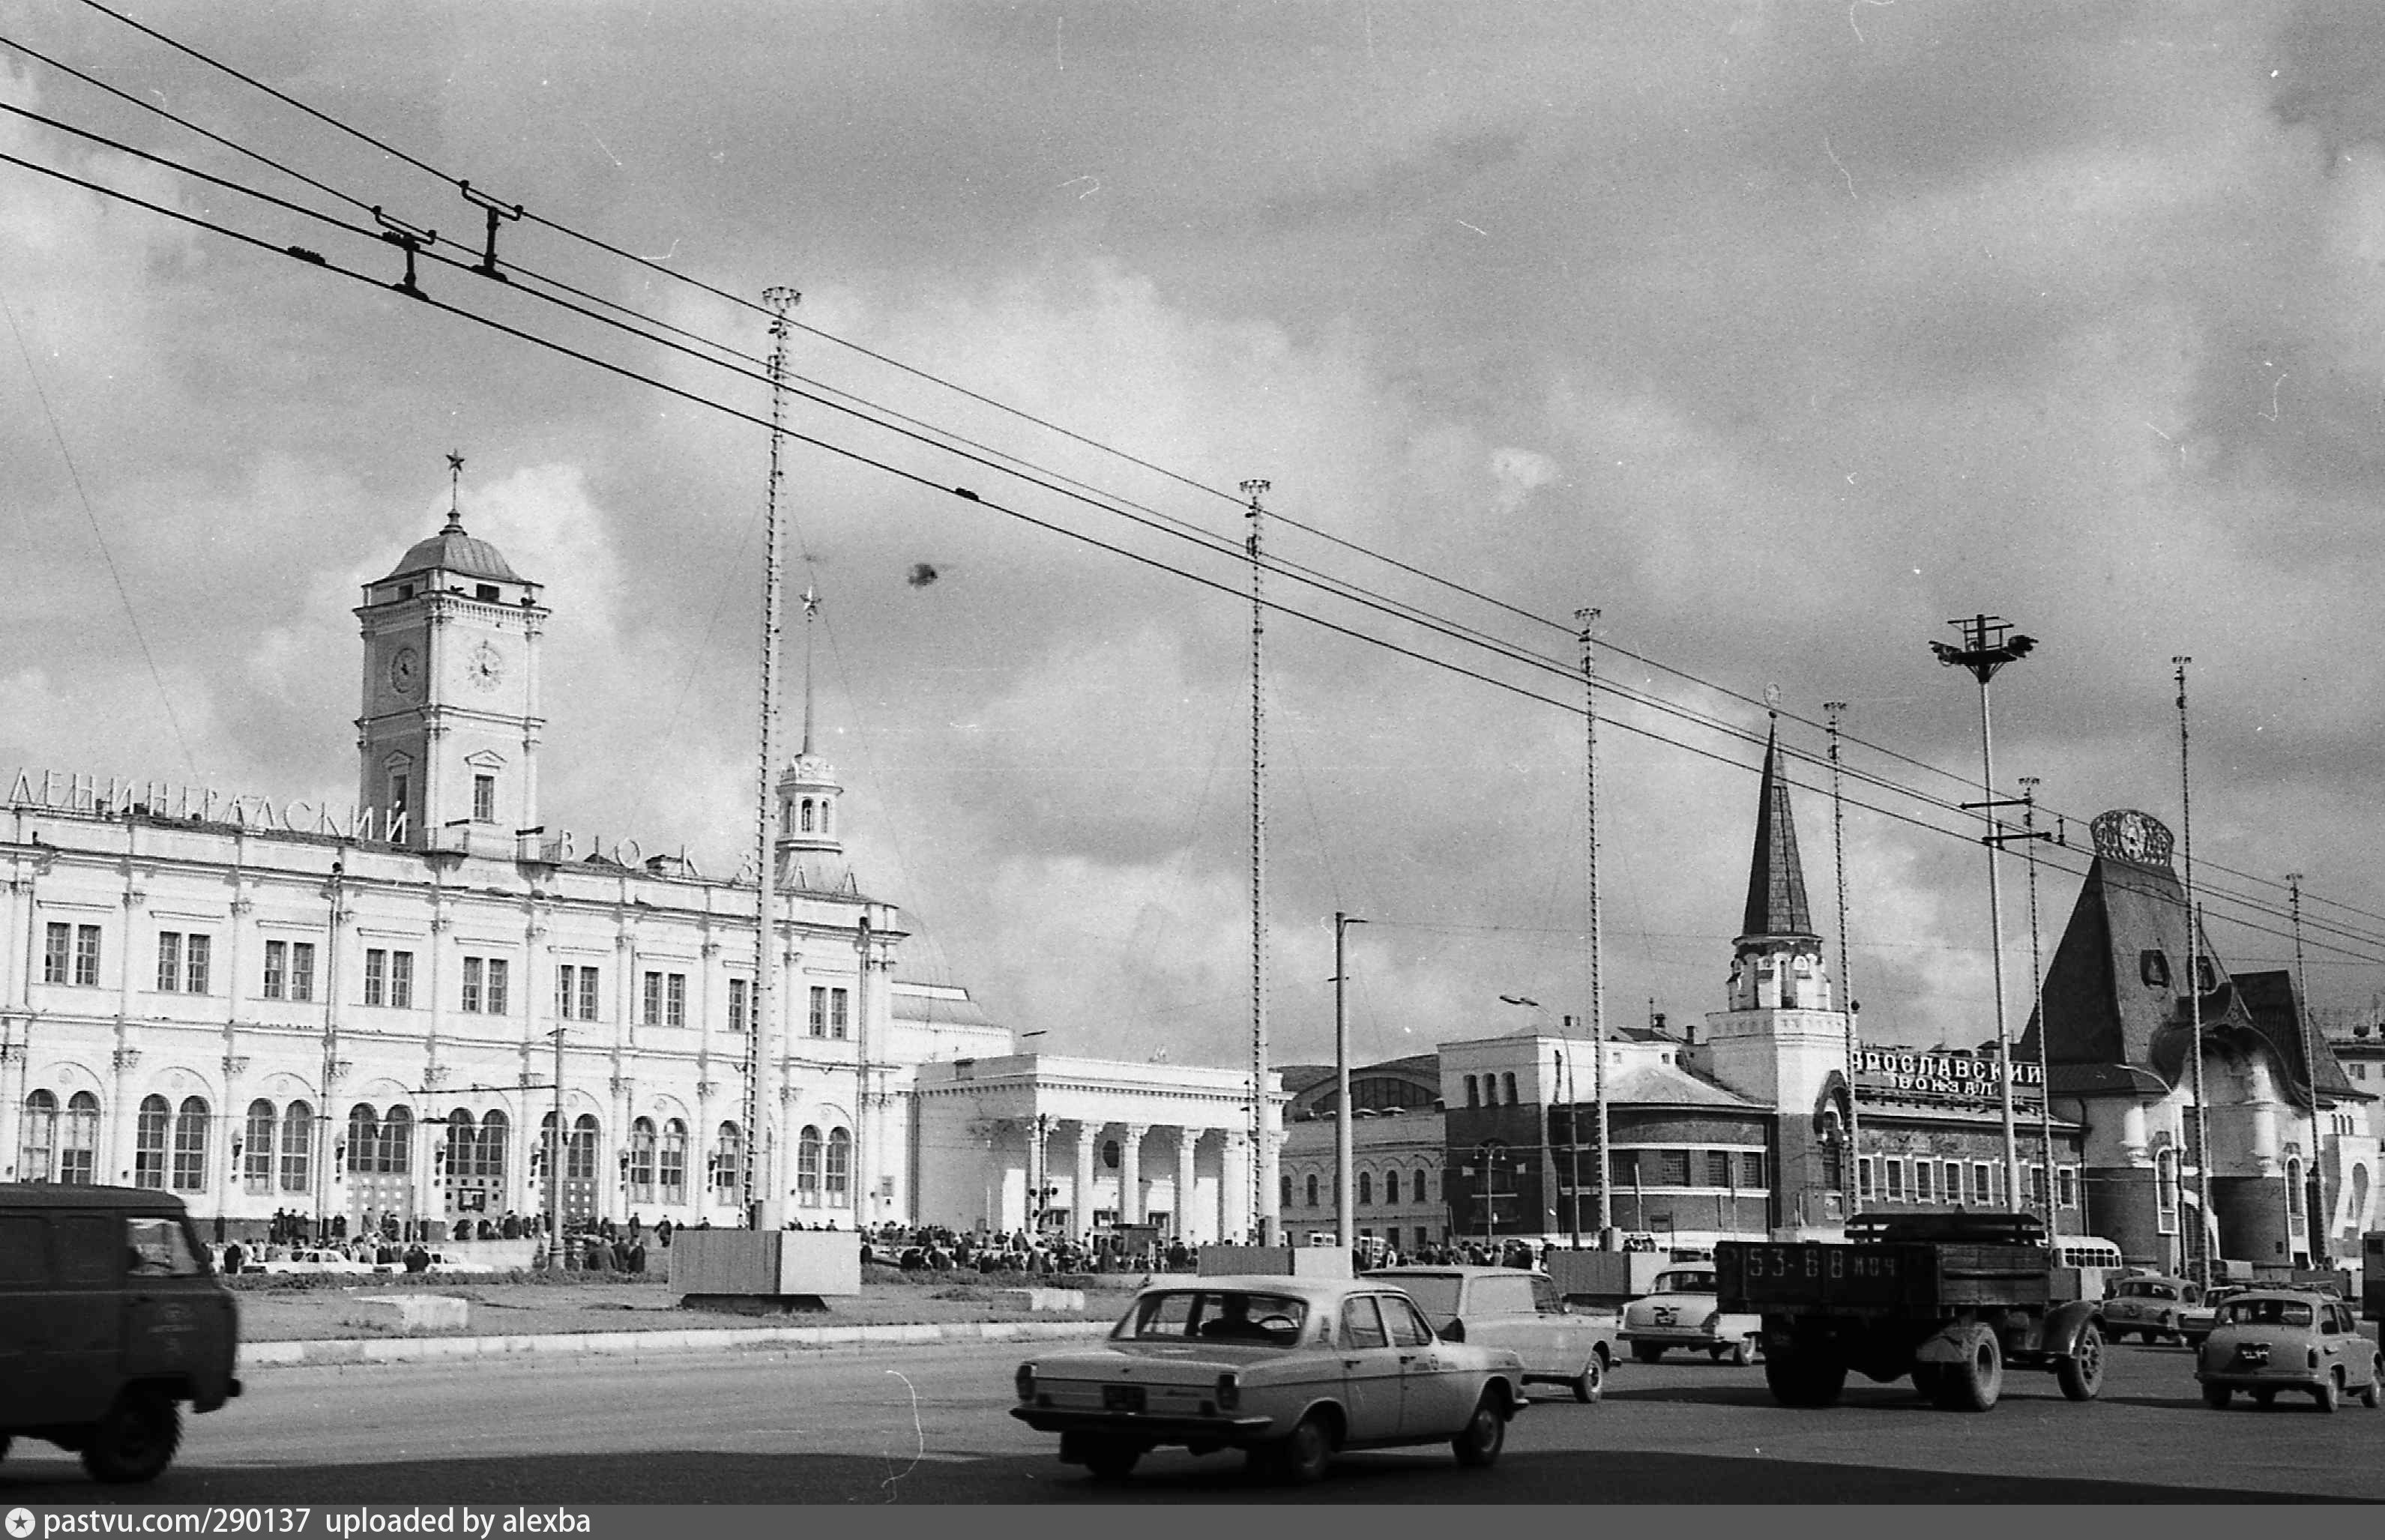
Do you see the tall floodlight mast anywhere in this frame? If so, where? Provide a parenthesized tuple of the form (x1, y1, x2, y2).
(1577, 608, 1612, 1247)
(1243, 477, 1275, 1245)
(2021, 778, 2056, 1225)
(1825, 701, 1859, 1216)
(2176, 656, 2213, 1287)
(1931, 615, 2037, 1213)
(2289, 873, 2327, 1263)
(748, 284, 799, 1230)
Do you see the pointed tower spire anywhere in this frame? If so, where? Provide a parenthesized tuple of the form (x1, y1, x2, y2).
(799, 583, 819, 756)
(444, 450, 467, 531)
(774, 583, 850, 893)
(1742, 720, 1820, 943)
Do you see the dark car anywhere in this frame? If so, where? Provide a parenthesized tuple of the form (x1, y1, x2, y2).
(0, 1186, 241, 1482)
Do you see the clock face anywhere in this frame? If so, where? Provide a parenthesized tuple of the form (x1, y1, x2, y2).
(467, 641, 504, 691)
(388, 646, 420, 696)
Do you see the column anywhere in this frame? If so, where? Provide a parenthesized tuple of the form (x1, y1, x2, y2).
(1174, 1128, 1198, 1241)
(1222, 1131, 1252, 1244)
(1071, 1121, 1099, 1239)
(1118, 1123, 1148, 1225)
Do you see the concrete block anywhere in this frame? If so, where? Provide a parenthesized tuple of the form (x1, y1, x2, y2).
(668, 1228, 861, 1299)
(995, 1287, 1087, 1311)
(354, 1293, 468, 1330)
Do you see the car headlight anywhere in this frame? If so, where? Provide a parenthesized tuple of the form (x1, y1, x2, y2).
(1016, 1364, 1036, 1402)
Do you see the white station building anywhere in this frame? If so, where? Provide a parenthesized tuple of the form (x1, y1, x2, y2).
(1, 493, 1282, 1242)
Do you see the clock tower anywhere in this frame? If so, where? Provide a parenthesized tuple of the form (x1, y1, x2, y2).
(355, 461, 546, 854)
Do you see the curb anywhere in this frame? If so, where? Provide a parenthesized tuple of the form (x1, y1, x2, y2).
(241, 1317, 1111, 1369)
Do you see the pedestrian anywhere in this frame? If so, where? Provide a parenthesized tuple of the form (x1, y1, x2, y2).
(223, 1240, 246, 1276)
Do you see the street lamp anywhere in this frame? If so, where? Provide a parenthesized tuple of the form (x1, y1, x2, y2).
(1932, 614, 2037, 1210)
(1335, 914, 1368, 1253)
(1501, 994, 1583, 1250)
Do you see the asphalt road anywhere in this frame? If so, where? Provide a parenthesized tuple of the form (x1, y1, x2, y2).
(4, 1337, 2378, 1505)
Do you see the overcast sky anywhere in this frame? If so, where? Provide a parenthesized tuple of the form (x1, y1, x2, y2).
(6, 1, 2385, 1074)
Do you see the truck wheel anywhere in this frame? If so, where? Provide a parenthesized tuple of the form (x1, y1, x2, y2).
(1572, 1354, 1604, 1404)
(1932, 1323, 2003, 1413)
(1764, 1349, 1847, 1408)
(1632, 1342, 1665, 1364)
(1911, 1363, 1945, 1401)
(79, 1388, 181, 1485)
(2056, 1322, 2105, 1402)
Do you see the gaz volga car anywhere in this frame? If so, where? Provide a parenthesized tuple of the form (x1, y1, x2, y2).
(1010, 1275, 1528, 1483)
(1619, 1263, 1763, 1365)
(2102, 1274, 2204, 1344)
(2195, 1290, 2383, 1413)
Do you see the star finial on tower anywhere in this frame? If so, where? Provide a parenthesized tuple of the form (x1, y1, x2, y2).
(444, 451, 466, 529)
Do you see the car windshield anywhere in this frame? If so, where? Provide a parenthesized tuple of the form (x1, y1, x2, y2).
(2117, 1281, 2177, 1300)
(2222, 1299, 2314, 1327)
(1376, 1275, 1461, 1319)
(1118, 1290, 1311, 1347)
(1653, 1269, 1715, 1294)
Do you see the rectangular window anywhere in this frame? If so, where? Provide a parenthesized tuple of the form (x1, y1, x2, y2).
(729, 979, 750, 1035)
(1704, 1150, 1734, 1187)
(290, 942, 316, 1003)
(1885, 1159, 1905, 1201)
(1971, 1162, 1992, 1205)
(830, 987, 849, 1040)
(666, 973, 686, 1028)
(1857, 1157, 1875, 1201)
(1609, 1150, 1638, 1188)
(578, 965, 599, 1022)
(157, 931, 183, 992)
(264, 939, 286, 1000)
(43, 921, 69, 984)
(809, 985, 827, 1038)
(486, 958, 508, 1015)
(1653, 1150, 1691, 1187)
(558, 964, 600, 1021)
(644, 971, 663, 1025)
(1914, 1161, 1934, 1203)
(473, 774, 496, 823)
(390, 950, 413, 1009)
(2057, 1167, 2077, 1209)
(1943, 1161, 1962, 1204)
(2029, 1165, 2048, 1204)
(1740, 1150, 1766, 1189)
(462, 956, 483, 1013)
(186, 934, 210, 994)
(74, 924, 100, 987)
(365, 949, 388, 1007)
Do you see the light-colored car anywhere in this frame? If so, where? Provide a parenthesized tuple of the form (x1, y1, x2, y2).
(417, 1250, 500, 1275)
(1010, 1274, 1529, 1483)
(1369, 1266, 1618, 1403)
(1619, 1264, 1762, 1365)
(2197, 1290, 2383, 1412)
(255, 1248, 375, 1277)
(2102, 1274, 2203, 1344)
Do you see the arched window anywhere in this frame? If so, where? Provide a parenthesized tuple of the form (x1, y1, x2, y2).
(567, 1114, 598, 1182)
(1465, 1075, 1480, 1108)
(2156, 1148, 2181, 1236)
(280, 1102, 312, 1193)
(825, 1129, 851, 1200)
(135, 1095, 170, 1189)
(20, 1090, 58, 1183)
(661, 1119, 688, 1204)
(628, 1118, 658, 1205)
(713, 1122, 742, 1198)
(62, 1092, 99, 1186)
(382, 1106, 414, 1174)
(244, 1099, 277, 1193)
(1304, 1174, 1319, 1207)
(1358, 1171, 1374, 1206)
(1282, 1174, 1294, 1209)
(820, 802, 832, 836)
(446, 1111, 477, 1180)
(1385, 1169, 1401, 1204)
(800, 799, 816, 833)
(1504, 1072, 1519, 1106)
(2288, 1156, 2306, 1224)
(797, 1125, 823, 1196)
(347, 1105, 379, 1173)
(479, 1111, 509, 1183)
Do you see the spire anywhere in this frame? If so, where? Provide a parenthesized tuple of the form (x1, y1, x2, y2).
(799, 584, 819, 756)
(444, 450, 466, 532)
(1741, 721, 1819, 941)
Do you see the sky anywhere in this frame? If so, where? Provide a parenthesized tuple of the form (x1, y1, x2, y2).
(6, 1, 2385, 1076)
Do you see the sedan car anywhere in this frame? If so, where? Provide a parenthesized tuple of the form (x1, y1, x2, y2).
(1010, 1274, 1528, 1483)
(2197, 1290, 2383, 1412)
(1619, 1264, 1762, 1365)
(1368, 1265, 1617, 1402)
(2102, 1274, 2203, 1344)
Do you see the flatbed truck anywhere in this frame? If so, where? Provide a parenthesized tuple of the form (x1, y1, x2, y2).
(1714, 1212, 2105, 1412)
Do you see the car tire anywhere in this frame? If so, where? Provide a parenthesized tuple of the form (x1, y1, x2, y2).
(2364, 1356, 2383, 1410)
(1451, 1395, 1506, 1469)
(1082, 1439, 1142, 1482)
(1931, 1323, 2003, 1413)
(2056, 1322, 2104, 1402)
(1632, 1342, 1665, 1364)
(1764, 1348, 1847, 1408)
(1270, 1413, 1335, 1485)
(2252, 1389, 2276, 1410)
(2316, 1371, 2341, 1415)
(2202, 1383, 2232, 1410)
(1573, 1355, 1604, 1404)
(79, 1388, 181, 1485)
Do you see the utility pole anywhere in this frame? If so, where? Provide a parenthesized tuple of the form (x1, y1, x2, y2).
(2021, 779, 2056, 1226)
(2177, 656, 2213, 1287)
(2289, 873, 2327, 1263)
(1825, 702, 1860, 1217)
(1333, 913, 1366, 1253)
(1578, 608, 1613, 1248)
(1243, 477, 1274, 1245)
(749, 285, 798, 1231)
(549, 1022, 565, 1248)
(1932, 615, 2037, 1210)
